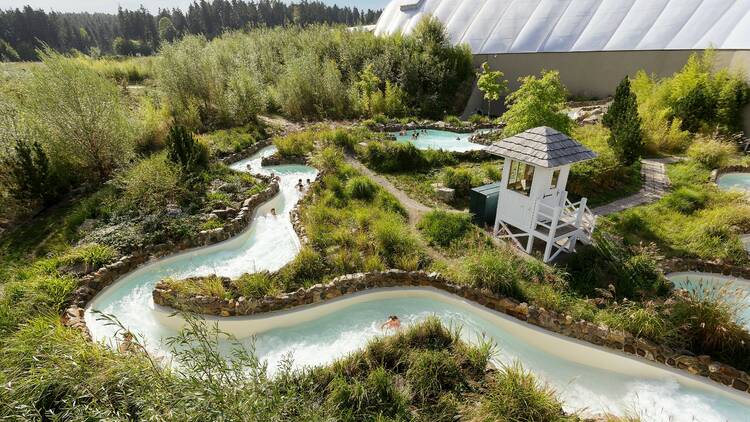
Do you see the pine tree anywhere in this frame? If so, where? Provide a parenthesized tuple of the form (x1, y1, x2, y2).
(166, 125, 208, 175)
(603, 77, 644, 165)
(7, 139, 54, 205)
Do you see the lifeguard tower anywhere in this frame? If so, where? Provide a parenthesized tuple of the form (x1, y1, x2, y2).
(485, 127, 598, 262)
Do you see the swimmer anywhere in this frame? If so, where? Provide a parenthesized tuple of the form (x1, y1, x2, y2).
(119, 331, 136, 353)
(270, 208, 277, 216)
(381, 315, 401, 330)
(306, 178, 311, 185)
(297, 179, 304, 190)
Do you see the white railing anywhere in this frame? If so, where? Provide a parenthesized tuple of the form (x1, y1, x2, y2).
(533, 195, 596, 242)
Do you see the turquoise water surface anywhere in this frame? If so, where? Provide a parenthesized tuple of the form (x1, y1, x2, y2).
(392, 129, 486, 152)
(718, 173, 750, 192)
(669, 272, 750, 329)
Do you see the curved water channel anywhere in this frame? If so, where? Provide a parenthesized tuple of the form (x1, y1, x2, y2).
(85, 146, 750, 420)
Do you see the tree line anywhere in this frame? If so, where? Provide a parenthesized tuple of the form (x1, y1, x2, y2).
(0, 1, 381, 61)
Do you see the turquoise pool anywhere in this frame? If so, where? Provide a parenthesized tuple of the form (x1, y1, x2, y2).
(84, 147, 750, 420)
(717, 173, 750, 192)
(669, 272, 750, 329)
(392, 129, 486, 152)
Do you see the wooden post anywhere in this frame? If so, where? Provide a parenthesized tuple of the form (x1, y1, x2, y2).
(543, 204, 562, 262)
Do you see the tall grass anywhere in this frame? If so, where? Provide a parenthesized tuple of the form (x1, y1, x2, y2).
(470, 361, 574, 422)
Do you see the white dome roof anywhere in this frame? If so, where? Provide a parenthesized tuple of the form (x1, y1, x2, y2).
(374, 0, 750, 53)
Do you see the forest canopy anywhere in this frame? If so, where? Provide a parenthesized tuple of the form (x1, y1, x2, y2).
(0, 1, 381, 61)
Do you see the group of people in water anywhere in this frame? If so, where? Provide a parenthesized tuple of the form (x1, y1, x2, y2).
(398, 128, 429, 139)
(398, 128, 463, 141)
(269, 178, 311, 216)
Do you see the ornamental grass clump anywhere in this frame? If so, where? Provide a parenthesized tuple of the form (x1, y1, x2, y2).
(345, 176, 378, 201)
(461, 247, 526, 299)
(470, 362, 573, 422)
(687, 135, 736, 168)
(670, 284, 750, 367)
(417, 210, 473, 248)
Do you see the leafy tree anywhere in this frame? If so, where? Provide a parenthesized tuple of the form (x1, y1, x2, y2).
(476, 62, 507, 117)
(19, 49, 135, 183)
(5, 139, 55, 205)
(166, 125, 208, 174)
(501, 70, 572, 136)
(603, 77, 644, 165)
(158, 16, 178, 43)
(351, 64, 383, 117)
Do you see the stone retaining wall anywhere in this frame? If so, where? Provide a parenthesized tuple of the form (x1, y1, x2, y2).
(62, 172, 281, 339)
(261, 153, 308, 167)
(218, 139, 273, 165)
(373, 120, 499, 134)
(152, 269, 750, 394)
(663, 258, 750, 280)
(710, 165, 750, 183)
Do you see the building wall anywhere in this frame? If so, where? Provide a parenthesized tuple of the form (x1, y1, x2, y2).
(465, 49, 750, 134)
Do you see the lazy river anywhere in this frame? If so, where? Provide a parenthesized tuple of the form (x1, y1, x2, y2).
(717, 172, 750, 193)
(392, 129, 486, 152)
(85, 147, 750, 420)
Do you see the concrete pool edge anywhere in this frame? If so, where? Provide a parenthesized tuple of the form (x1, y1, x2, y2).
(154, 269, 750, 396)
(151, 284, 750, 406)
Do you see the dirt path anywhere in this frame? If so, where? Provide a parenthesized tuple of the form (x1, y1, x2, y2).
(592, 157, 679, 216)
(344, 155, 431, 225)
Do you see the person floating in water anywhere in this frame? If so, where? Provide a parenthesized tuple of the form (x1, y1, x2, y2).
(297, 179, 304, 191)
(381, 315, 401, 330)
(270, 208, 277, 216)
(306, 178, 311, 185)
(119, 331, 136, 353)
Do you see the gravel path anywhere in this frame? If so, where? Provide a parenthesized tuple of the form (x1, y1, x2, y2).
(592, 157, 679, 216)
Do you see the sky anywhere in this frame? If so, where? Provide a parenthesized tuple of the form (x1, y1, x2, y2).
(0, 0, 390, 14)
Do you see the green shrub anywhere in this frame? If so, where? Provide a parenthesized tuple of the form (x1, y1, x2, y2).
(461, 248, 525, 299)
(58, 243, 117, 270)
(567, 233, 667, 299)
(166, 125, 209, 174)
(483, 162, 502, 181)
(472, 362, 571, 422)
(663, 187, 708, 214)
(346, 176, 378, 201)
(279, 247, 328, 287)
(443, 115, 463, 127)
(405, 350, 462, 402)
(325, 367, 409, 421)
(363, 141, 457, 173)
(686, 136, 736, 168)
(468, 114, 490, 125)
(232, 272, 278, 299)
(670, 285, 750, 364)
(442, 167, 481, 197)
(418, 210, 472, 248)
(595, 303, 673, 343)
(373, 215, 420, 268)
(114, 154, 183, 215)
(273, 131, 315, 158)
(161, 275, 228, 299)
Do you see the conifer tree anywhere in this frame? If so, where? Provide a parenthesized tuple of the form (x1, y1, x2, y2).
(166, 125, 208, 175)
(603, 77, 644, 165)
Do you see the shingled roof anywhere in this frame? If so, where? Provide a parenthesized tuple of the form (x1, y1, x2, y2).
(485, 126, 597, 168)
